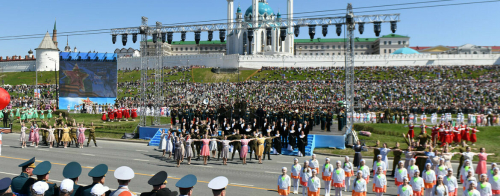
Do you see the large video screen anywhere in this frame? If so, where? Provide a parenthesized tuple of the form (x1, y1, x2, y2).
(59, 60, 117, 109)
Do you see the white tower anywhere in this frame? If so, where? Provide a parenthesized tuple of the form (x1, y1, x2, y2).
(35, 32, 59, 71)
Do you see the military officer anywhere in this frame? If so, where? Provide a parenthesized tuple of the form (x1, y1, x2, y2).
(86, 122, 97, 147)
(32, 161, 58, 196)
(230, 130, 242, 161)
(326, 109, 333, 132)
(320, 110, 326, 131)
(338, 108, 346, 131)
(69, 124, 78, 148)
(0, 177, 12, 195)
(62, 162, 82, 196)
(110, 166, 135, 196)
(175, 175, 197, 196)
(79, 164, 109, 196)
(140, 171, 176, 196)
(208, 176, 228, 196)
(11, 157, 36, 196)
(170, 108, 177, 126)
(264, 132, 273, 160)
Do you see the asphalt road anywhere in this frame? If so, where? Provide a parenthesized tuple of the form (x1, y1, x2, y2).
(0, 133, 481, 196)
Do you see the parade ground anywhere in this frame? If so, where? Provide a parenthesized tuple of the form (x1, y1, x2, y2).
(0, 132, 481, 196)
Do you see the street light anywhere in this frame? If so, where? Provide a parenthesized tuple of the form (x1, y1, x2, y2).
(47, 55, 58, 109)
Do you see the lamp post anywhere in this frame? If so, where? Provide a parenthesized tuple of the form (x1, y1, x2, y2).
(47, 56, 58, 109)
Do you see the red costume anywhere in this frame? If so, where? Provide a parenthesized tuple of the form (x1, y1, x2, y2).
(108, 109, 115, 120)
(453, 126, 461, 143)
(124, 108, 130, 119)
(117, 109, 122, 119)
(408, 125, 415, 139)
(462, 126, 470, 142)
(131, 108, 138, 119)
(101, 112, 107, 121)
(470, 128, 478, 143)
(420, 125, 428, 134)
(431, 126, 438, 141)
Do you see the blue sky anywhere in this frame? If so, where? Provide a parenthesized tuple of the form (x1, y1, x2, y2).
(0, 0, 498, 56)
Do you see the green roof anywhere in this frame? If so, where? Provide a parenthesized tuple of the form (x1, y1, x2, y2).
(380, 34, 409, 38)
(294, 37, 378, 43)
(146, 39, 226, 45)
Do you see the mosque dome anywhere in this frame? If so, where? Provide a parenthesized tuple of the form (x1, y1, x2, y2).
(244, 2, 275, 21)
(392, 47, 419, 55)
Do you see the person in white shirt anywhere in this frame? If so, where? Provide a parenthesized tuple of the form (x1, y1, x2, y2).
(322, 158, 334, 196)
(467, 181, 482, 196)
(422, 163, 436, 196)
(290, 158, 301, 194)
(398, 177, 414, 196)
(373, 155, 386, 176)
(408, 158, 419, 180)
(464, 172, 477, 196)
(309, 155, 319, 174)
(478, 174, 492, 196)
(300, 161, 312, 196)
(307, 169, 321, 196)
(343, 156, 354, 192)
(431, 175, 448, 196)
(395, 161, 408, 187)
(372, 166, 387, 196)
(461, 160, 476, 184)
(411, 170, 424, 196)
(444, 168, 458, 196)
(352, 171, 366, 196)
(490, 168, 500, 196)
(489, 163, 498, 180)
(277, 167, 291, 196)
(358, 159, 370, 183)
(332, 161, 345, 196)
(435, 158, 448, 177)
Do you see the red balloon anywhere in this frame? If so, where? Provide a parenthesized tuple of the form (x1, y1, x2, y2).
(0, 88, 10, 110)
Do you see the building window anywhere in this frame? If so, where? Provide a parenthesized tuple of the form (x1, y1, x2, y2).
(190, 47, 193, 51)
(403, 41, 407, 45)
(384, 49, 387, 53)
(299, 53, 302, 55)
(326, 46, 329, 49)
(384, 41, 387, 45)
(338, 52, 340, 55)
(310, 53, 313, 55)
(326, 53, 329, 55)
(338, 45, 341, 49)
(398, 41, 401, 45)
(389, 49, 392, 53)
(316, 46, 318, 49)
(316, 53, 318, 55)
(355, 45, 358, 49)
(321, 53, 324, 55)
(360, 45, 363, 48)
(355, 53, 357, 55)
(321, 46, 324, 49)
(371, 45, 374, 48)
(175, 48, 178, 51)
(389, 41, 392, 45)
(304, 53, 307, 55)
(305, 46, 308, 49)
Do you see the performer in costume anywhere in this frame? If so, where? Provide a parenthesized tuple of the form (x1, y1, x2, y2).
(343, 156, 354, 192)
(352, 171, 367, 196)
(278, 167, 291, 196)
(300, 161, 312, 196)
(321, 158, 333, 196)
(290, 158, 301, 194)
(332, 160, 345, 196)
(20, 123, 27, 148)
(307, 170, 320, 196)
(372, 166, 387, 196)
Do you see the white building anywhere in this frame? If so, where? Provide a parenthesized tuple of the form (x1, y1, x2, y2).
(445, 44, 492, 54)
(114, 48, 140, 58)
(35, 32, 59, 71)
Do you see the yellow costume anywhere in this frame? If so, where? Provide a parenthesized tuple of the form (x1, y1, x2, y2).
(61, 128, 71, 142)
(256, 138, 266, 156)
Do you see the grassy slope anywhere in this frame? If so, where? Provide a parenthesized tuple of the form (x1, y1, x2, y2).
(315, 123, 500, 162)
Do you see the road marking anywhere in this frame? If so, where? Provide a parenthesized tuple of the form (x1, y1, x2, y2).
(133, 159, 149, 162)
(0, 155, 275, 191)
(82, 153, 95, 156)
(230, 183, 254, 187)
(192, 165, 213, 168)
(3, 145, 10, 147)
(135, 150, 148, 152)
(265, 171, 282, 174)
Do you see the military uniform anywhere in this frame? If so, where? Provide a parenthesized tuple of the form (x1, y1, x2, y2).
(326, 111, 333, 132)
(11, 157, 36, 196)
(87, 126, 97, 147)
(170, 109, 177, 126)
(391, 147, 403, 177)
(230, 134, 242, 161)
(338, 110, 346, 131)
(79, 164, 110, 196)
(32, 161, 59, 196)
(70, 127, 78, 147)
(264, 137, 273, 160)
(320, 111, 326, 130)
(62, 162, 82, 196)
(248, 135, 258, 160)
(140, 171, 176, 196)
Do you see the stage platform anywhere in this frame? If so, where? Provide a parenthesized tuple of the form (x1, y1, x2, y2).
(139, 122, 348, 155)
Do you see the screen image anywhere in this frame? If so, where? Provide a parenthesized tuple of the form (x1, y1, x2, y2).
(59, 61, 117, 97)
